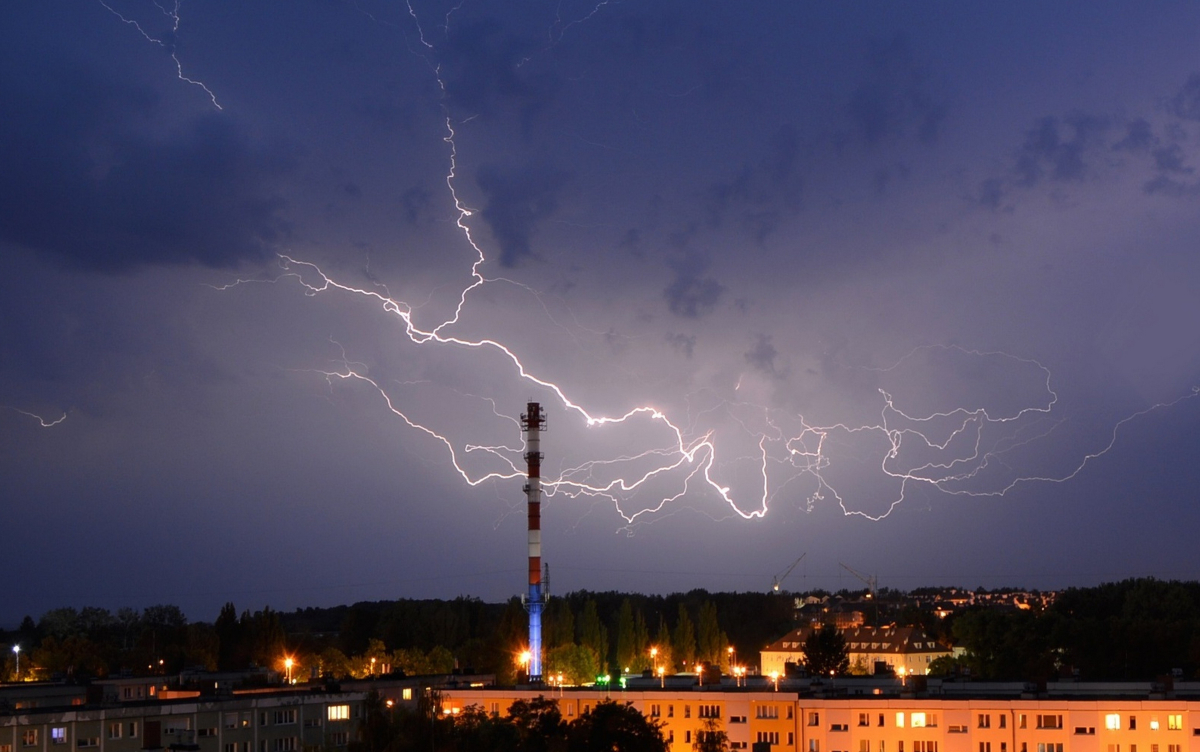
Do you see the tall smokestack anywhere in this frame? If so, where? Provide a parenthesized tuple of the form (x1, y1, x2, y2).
(522, 402, 545, 683)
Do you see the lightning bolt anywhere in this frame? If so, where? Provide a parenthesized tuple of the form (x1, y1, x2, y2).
(97, 0, 222, 110)
(217, 3, 1200, 531)
(2, 406, 67, 428)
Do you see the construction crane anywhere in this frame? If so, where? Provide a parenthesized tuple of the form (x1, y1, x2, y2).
(838, 561, 878, 599)
(771, 552, 806, 592)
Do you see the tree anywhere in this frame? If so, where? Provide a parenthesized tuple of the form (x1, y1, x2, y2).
(215, 603, 243, 670)
(632, 610, 651, 672)
(616, 599, 638, 671)
(578, 599, 608, 679)
(509, 696, 568, 752)
(567, 700, 668, 752)
(545, 644, 598, 686)
(803, 625, 850, 676)
(651, 616, 673, 674)
(694, 717, 730, 752)
(672, 605, 696, 670)
(696, 601, 726, 666)
(545, 600, 575, 649)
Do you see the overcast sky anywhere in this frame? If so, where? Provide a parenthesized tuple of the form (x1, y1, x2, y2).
(3, 1, 1199, 625)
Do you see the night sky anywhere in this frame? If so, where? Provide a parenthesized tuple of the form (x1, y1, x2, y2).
(3, 1, 1200, 626)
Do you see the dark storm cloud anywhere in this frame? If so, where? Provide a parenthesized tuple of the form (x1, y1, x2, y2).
(663, 252, 724, 319)
(665, 332, 696, 359)
(475, 163, 570, 267)
(0, 63, 293, 273)
(1014, 114, 1108, 186)
(1112, 119, 1158, 152)
(1166, 73, 1200, 121)
(438, 16, 557, 126)
(402, 186, 433, 225)
(703, 124, 802, 243)
(1144, 174, 1200, 197)
(845, 35, 946, 146)
(744, 334, 784, 379)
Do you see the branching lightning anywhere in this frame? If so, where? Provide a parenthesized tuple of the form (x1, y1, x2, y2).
(97, 0, 222, 110)
(218, 2, 1200, 531)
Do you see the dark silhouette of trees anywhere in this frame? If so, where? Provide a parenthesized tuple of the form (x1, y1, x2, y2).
(694, 717, 730, 752)
(566, 700, 668, 752)
(803, 625, 850, 676)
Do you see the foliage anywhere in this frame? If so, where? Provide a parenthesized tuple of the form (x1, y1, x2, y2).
(803, 625, 850, 676)
(672, 604, 696, 669)
(566, 699, 669, 752)
(694, 717, 730, 752)
(544, 643, 598, 686)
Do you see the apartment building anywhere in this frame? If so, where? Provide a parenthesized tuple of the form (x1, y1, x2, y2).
(762, 626, 953, 677)
(0, 689, 363, 752)
(438, 684, 1200, 752)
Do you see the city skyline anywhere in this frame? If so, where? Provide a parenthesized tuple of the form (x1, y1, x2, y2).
(2, 2, 1199, 624)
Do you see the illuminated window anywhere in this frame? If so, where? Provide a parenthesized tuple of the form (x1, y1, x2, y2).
(52, 728, 67, 745)
(328, 705, 350, 721)
(1151, 720, 1160, 731)
(1169, 716, 1183, 731)
(897, 712, 906, 728)
(22, 732, 38, 748)
(402, 688, 412, 701)
(913, 713, 927, 728)
(1107, 715, 1122, 731)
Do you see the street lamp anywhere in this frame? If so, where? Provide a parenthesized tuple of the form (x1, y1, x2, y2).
(727, 645, 735, 671)
(518, 651, 531, 682)
(657, 666, 665, 688)
(284, 658, 294, 684)
(556, 673, 564, 697)
(770, 671, 780, 692)
(650, 647, 658, 673)
(370, 657, 376, 677)
(12, 645, 19, 681)
(696, 664, 704, 688)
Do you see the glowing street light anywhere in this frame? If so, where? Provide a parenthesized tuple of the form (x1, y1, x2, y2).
(657, 666, 665, 688)
(697, 663, 705, 687)
(518, 650, 531, 682)
(12, 645, 19, 681)
(284, 658, 294, 684)
(556, 673, 564, 697)
(727, 645, 735, 670)
(369, 657, 376, 676)
(770, 671, 780, 692)
(650, 646, 658, 673)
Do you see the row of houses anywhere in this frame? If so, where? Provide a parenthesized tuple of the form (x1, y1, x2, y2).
(761, 626, 955, 677)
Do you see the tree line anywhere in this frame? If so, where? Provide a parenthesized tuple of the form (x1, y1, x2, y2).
(7, 579, 1200, 684)
(937, 578, 1200, 681)
(0, 589, 793, 684)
